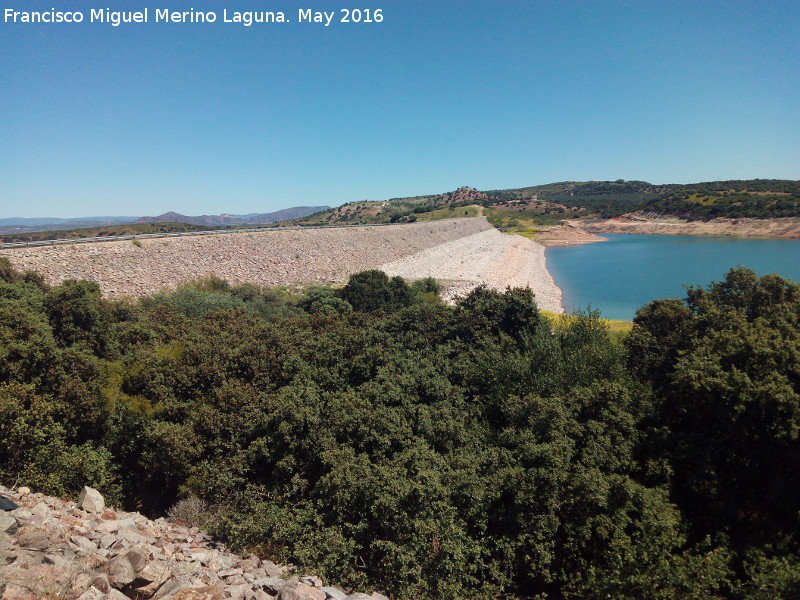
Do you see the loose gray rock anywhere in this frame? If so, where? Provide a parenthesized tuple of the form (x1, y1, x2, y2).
(300, 575, 322, 587)
(225, 582, 255, 599)
(262, 560, 283, 578)
(31, 501, 51, 516)
(320, 587, 347, 600)
(79, 486, 106, 513)
(77, 586, 105, 600)
(277, 581, 327, 600)
(126, 547, 151, 572)
(17, 525, 49, 550)
(254, 577, 288, 595)
(103, 554, 136, 588)
(0, 483, 387, 600)
(138, 558, 171, 585)
(91, 573, 111, 593)
(0, 511, 17, 534)
(170, 581, 225, 600)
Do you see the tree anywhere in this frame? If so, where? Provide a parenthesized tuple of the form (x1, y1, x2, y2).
(338, 270, 413, 313)
(45, 280, 112, 355)
(630, 268, 800, 549)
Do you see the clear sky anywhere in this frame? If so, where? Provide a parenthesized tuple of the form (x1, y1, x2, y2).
(1, 0, 798, 218)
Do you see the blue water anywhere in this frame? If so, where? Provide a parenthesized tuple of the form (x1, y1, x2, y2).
(545, 234, 800, 321)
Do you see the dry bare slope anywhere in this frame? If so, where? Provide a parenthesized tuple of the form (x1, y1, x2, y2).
(380, 228, 563, 313)
(575, 216, 800, 238)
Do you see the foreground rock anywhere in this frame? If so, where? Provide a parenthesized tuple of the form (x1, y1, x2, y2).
(0, 485, 388, 600)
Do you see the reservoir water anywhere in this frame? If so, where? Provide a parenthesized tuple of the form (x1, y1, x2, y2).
(545, 234, 800, 321)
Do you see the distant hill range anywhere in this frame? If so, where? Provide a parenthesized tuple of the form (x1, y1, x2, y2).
(135, 206, 330, 227)
(0, 217, 144, 236)
(4, 180, 798, 237)
(0, 216, 141, 227)
(0, 206, 331, 235)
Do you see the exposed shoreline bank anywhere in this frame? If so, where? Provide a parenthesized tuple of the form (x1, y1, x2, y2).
(572, 216, 800, 239)
(526, 224, 608, 246)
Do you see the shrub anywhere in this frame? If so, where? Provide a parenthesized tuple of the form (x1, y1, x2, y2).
(167, 496, 217, 528)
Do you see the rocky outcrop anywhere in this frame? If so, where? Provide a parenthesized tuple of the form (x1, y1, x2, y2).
(0, 485, 388, 600)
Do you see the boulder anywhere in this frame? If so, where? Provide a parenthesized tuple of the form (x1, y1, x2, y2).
(103, 554, 136, 588)
(71, 534, 99, 552)
(225, 583, 256, 599)
(300, 575, 322, 587)
(77, 586, 105, 600)
(253, 577, 288, 595)
(320, 587, 347, 600)
(170, 581, 225, 600)
(17, 525, 49, 550)
(276, 581, 327, 600)
(152, 575, 193, 600)
(31, 501, 51, 516)
(138, 558, 172, 585)
(0, 512, 18, 535)
(0, 483, 385, 600)
(79, 486, 106, 513)
(91, 573, 112, 593)
(126, 547, 151, 572)
(262, 560, 283, 578)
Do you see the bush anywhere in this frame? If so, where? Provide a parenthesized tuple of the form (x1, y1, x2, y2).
(167, 496, 217, 528)
(338, 270, 413, 313)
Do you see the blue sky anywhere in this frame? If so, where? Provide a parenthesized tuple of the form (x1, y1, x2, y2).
(1, 0, 798, 218)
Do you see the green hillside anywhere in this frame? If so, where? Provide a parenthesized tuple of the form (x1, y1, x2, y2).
(642, 179, 800, 219)
(294, 179, 800, 227)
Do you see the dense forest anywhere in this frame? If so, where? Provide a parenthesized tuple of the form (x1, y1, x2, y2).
(641, 180, 800, 219)
(1, 257, 799, 599)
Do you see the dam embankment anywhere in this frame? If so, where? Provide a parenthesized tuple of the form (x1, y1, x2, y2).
(1, 217, 563, 312)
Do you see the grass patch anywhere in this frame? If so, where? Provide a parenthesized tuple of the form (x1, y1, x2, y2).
(416, 205, 480, 221)
(687, 194, 717, 206)
(541, 309, 633, 339)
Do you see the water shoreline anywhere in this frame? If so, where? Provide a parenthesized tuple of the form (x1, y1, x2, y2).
(545, 232, 800, 321)
(572, 216, 800, 239)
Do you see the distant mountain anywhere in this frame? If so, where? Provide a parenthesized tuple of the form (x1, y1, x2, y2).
(136, 206, 330, 226)
(250, 206, 333, 222)
(0, 217, 143, 235)
(0, 216, 141, 227)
